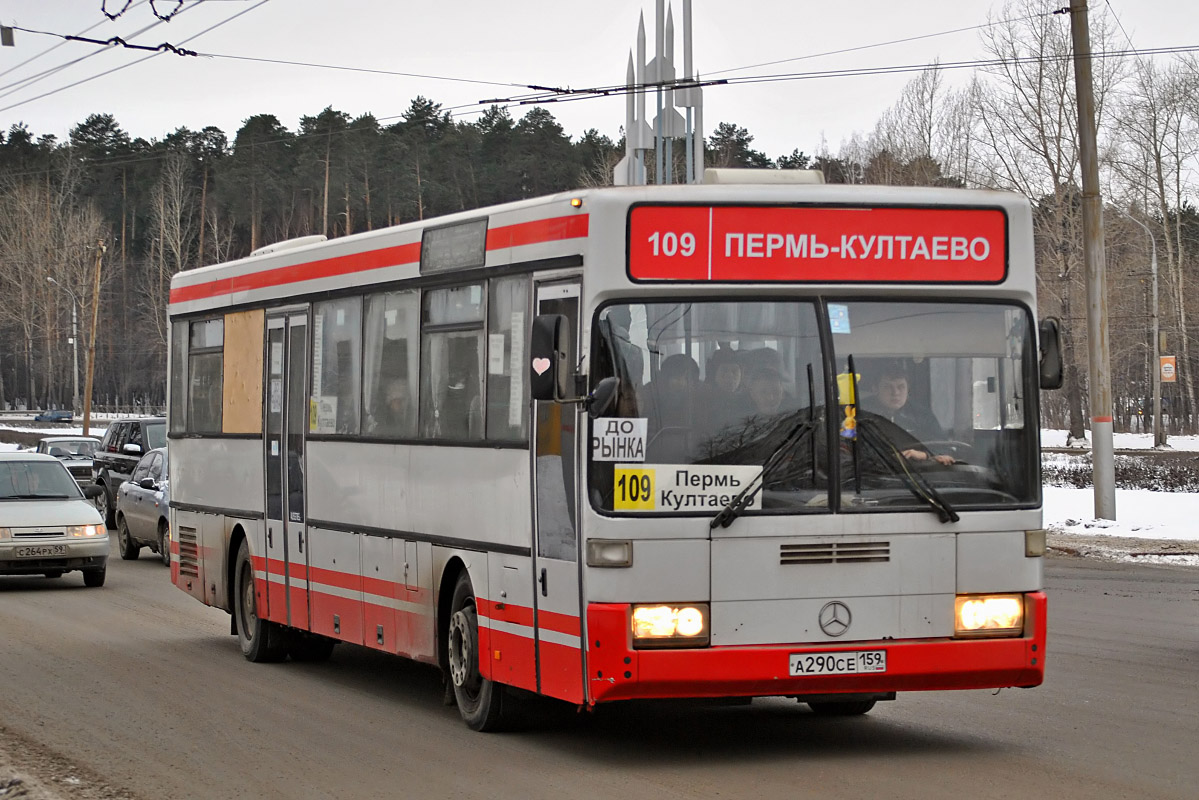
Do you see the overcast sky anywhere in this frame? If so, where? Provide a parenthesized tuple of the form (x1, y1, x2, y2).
(0, 0, 1193, 161)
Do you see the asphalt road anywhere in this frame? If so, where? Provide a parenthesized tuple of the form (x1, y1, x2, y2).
(0, 544, 1195, 800)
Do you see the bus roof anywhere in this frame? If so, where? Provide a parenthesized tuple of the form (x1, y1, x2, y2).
(169, 184, 1033, 317)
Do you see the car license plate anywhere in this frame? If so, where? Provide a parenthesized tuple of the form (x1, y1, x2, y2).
(789, 650, 886, 676)
(15, 545, 67, 558)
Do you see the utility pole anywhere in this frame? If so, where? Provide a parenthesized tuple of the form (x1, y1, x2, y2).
(1069, 1, 1115, 519)
(83, 240, 105, 436)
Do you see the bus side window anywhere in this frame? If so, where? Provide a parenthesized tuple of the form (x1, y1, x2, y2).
(311, 297, 362, 435)
(363, 290, 419, 438)
(486, 276, 530, 440)
(420, 285, 485, 441)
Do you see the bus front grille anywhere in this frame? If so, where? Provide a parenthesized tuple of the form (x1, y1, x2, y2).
(780, 541, 890, 565)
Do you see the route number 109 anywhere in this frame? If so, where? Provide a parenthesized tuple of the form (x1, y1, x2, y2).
(647, 231, 696, 257)
(614, 467, 655, 510)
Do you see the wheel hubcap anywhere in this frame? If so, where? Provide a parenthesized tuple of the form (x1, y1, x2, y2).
(448, 608, 478, 692)
(240, 565, 257, 636)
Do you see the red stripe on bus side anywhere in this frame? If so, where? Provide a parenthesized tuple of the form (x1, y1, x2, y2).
(485, 214, 589, 250)
(169, 241, 422, 303)
(169, 213, 588, 304)
(477, 598, 580, 639)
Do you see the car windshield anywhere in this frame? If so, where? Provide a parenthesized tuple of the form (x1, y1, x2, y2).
(145, 422, 167, 450)
(0, 461, 83, 499)
(589, 299, 1037, 516)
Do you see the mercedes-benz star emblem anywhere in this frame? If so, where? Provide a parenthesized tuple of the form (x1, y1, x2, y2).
(818, 601, 852, 637)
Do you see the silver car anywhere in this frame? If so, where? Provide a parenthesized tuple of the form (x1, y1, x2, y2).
(115, 447, 170, 567)
(0, 452, 108, 586)
(35, 436, 101, 489)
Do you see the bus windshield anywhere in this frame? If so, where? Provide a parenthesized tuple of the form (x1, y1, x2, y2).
(590, 299, 1037, 516)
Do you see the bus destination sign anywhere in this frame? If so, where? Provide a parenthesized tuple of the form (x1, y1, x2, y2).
(627, 205, 1007, 283)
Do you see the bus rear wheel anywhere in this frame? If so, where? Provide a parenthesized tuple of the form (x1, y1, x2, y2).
(807, 699, 877, 716)
(234, 539, 288, 663)
(447, 572, 506, 731)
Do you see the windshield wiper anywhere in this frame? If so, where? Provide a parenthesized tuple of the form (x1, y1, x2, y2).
(855, 418, 960, 524)
(710, 413, 818, 530)
(5, 493, 75, 499)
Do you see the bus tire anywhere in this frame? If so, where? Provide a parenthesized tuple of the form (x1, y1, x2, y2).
(807, 699, 877, 716)
(447, 572, 506, 731)
(234, 539, 288, 663)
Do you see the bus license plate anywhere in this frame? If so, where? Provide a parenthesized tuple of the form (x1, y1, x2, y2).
(16, 545, 66, 558)
(789, 650, 886, 676)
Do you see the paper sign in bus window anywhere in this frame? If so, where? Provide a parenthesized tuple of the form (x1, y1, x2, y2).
(593, 418, 647, 462)
(613, 464, 764, 512)
(829, 304, 851, 334)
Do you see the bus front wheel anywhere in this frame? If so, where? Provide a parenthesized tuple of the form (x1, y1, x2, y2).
(447, 572, 506, 731)
(234, 540, 288, 663)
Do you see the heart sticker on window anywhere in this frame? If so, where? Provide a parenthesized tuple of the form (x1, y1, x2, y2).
(532, 357, 551, 375)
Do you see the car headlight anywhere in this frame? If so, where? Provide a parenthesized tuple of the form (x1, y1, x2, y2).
(67, 524, 105, 538)
(0, 527, 9, 540)
(955, 594, 1024, 638)
(631, 603, 709, 648)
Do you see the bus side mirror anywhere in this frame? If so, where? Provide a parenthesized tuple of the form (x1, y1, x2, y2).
(1039, 318, 1064, 390)
(530, 314, 572, 401)
(587, 377, 621, 419)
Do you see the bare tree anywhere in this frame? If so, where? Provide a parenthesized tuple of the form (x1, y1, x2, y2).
(973, 0, 1125, 439)
(1110, 59, 1199, 432)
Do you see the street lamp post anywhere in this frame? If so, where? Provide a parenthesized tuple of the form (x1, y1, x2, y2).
(1124, 214, 1164, 448)
(46, 276, 80, 413)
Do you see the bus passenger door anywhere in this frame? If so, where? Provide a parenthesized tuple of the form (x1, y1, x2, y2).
(531, 281, 583, 703)
(264, 312, 311, 630)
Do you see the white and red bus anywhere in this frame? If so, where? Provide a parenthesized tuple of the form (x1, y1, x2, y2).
(167, 174, 1060, 730)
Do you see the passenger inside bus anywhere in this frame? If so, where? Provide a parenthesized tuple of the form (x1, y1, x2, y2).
(643, 353, 700, 461)
(864, 360, 955, 465)
(369, 377, 413, 436)
(699, 347, 751, 433)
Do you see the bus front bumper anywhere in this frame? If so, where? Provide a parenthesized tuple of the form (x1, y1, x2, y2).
(585, 591, 1046, 704)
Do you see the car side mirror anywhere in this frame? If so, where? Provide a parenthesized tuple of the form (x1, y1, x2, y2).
(83, 485, 102, 499)
(123, 443, 143, 455)
(1039, 317, 1064, 390)
(530, 314, 573, 402)
(139, 477, 156, 490)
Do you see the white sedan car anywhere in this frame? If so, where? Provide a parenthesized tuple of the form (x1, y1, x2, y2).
(0, 452, 109, 586)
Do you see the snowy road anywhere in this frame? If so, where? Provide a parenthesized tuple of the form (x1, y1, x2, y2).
(0, 543, 1196, 800)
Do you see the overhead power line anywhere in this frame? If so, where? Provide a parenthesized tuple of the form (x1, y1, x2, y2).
(704, 10, 1051, 77)
(0, 0, 269, 115)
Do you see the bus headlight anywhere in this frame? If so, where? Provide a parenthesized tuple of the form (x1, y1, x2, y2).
(586, 539, 632, 567)
(631, 603, 709, 648)
(67, 524, 105, 538)
(955, 594, 1024, 638)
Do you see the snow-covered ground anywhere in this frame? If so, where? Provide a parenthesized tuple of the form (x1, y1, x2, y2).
(3, 427, 1195, 566)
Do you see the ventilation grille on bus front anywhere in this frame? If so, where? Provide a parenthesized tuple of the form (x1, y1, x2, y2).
(780, 541, 890, 565)
(178, 526, 199, 577)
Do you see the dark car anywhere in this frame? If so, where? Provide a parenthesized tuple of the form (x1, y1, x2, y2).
(35, 436, 101, 488)
(91, 416, 166, 526)
(34, 409, 74, 423)
(115, 447, 170, 567)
